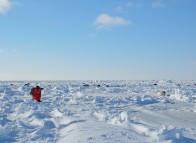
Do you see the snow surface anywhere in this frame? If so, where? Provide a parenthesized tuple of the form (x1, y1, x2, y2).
(0, 80, 196, 143)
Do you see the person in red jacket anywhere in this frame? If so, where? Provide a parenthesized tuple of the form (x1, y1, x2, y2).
(30, 86, 44, 102)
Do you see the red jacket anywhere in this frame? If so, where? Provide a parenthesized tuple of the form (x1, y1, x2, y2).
(32, 88, 42, 101)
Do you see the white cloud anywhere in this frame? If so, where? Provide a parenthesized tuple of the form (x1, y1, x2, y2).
(94, 13, 130, 29)
(127, 2, 144, 9)
(0, 0, 12, 14)
(115, 2, 135, 12)
(152, 0, 165, 8)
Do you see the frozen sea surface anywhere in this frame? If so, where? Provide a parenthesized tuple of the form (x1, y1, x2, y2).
(0, 80, 196, 143)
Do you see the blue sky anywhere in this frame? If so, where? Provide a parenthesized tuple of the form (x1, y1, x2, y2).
(0, 0, 196, 80)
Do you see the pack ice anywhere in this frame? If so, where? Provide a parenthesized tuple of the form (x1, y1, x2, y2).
(0, 80, 196, 143)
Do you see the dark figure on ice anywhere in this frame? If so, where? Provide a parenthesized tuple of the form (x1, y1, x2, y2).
(30, 86, 44, 102)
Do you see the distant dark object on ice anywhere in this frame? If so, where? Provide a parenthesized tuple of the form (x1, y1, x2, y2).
(154, 84, 157, 86)
(24, 83, 30, 86)
(194, 84, 196, 86)
(176, 84, 181, 86)
(103, 84, 109, 87)
(97, 85, 101, 87)
(83, 83, 89, 87)
(158, 91, 170, 97)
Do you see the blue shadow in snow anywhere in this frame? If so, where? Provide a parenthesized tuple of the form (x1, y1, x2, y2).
(59, 120, 86, 129)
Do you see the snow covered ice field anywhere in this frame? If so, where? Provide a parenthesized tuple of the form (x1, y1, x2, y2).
(0, 80, 196, 143)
